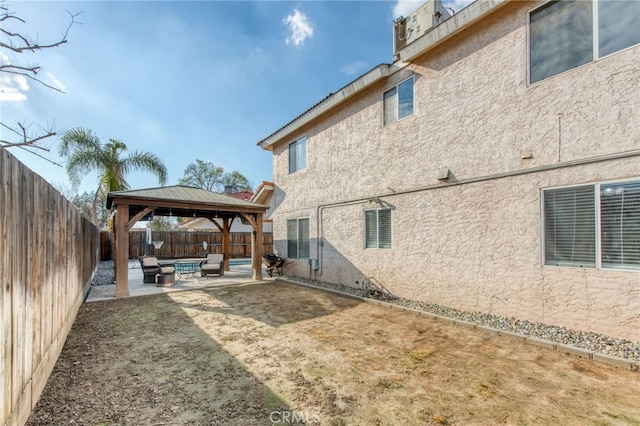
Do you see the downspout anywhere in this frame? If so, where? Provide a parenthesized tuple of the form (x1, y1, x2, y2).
(316, 198, 385, 276)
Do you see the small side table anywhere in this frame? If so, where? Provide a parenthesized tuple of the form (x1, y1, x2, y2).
(156, 272, 175, 286)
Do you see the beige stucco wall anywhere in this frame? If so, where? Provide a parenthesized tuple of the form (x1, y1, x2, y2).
(269, 1, 640, 341)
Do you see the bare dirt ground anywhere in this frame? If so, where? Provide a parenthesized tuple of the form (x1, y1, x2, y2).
(27, 282, 640, 425)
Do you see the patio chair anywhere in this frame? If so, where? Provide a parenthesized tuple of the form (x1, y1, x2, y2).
(139, 256, 161, 283)
(200, 253, 224, 277)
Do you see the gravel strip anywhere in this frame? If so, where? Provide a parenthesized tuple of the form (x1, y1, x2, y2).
(90, 260, 140, 286)
(91, 261, 115, 286)
(281, 275, 640, 368)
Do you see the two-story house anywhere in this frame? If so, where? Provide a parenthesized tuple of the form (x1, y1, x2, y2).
(257, 0, 640, 342)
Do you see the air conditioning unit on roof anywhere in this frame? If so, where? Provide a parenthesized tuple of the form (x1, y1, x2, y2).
(393, 0, 451, 55)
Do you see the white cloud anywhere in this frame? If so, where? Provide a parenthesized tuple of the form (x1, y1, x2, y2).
(392, 0, 474, 19)
(0, 53, 30, 102)
(393, 0, 425, 19)
(45, 72, 66, 92)
(443, 0, 474, 13)
(340, 61, 368, 76)
(283, 9, 313, 46)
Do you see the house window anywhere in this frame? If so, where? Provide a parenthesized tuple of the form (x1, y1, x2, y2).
(365, 208, 392, 249)
(383, 76, 414, 125)
(543, 180, 640, 270)
(289, 136, 307, 174)
(529, 0, 640, 84)
(287, 218, 309, 259)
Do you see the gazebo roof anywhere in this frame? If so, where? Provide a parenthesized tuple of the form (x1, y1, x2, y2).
(107, 185, 266, 222)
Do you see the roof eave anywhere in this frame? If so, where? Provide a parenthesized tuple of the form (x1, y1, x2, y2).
(257, 64, 391, 151)
(256, 0, 509, 152)
(398, 0, 509, 63)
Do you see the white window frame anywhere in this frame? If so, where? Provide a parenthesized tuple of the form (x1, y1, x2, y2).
(542, 178, 640, 272)
(288, 135, 307, 174)
(383, 76, 415, 126)
(365, 208, 392, 249)
(527, 0, 640, 85)
(287, 217, 309, 259)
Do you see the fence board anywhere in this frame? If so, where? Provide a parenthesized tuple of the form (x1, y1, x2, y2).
(0, 148, 99, 425)
(111, 230, 274, 260)
(0, 150, 12, 422)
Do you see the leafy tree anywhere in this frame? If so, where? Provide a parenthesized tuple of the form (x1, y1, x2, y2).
(178, 160, 223, 191)
(0, 2, 80, 156)
(178, 159, 252, 193)
(59, 127, 168, 224)
(148, 216, 178, 232)
(222, 170, 252, 192)
(54, 182, 109, 229)
(71, 191, 109, 229)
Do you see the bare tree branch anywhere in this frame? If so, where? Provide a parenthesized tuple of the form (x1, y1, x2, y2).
(0, 3, 80, 153)
(0, 122, 56, 150)
(17, 145, 63, 167)
(0, 6, 79, 53)
(1, 67, 65, 93)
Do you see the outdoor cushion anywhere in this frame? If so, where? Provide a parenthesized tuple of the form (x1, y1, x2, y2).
(141, 256, 159, 267)
(139, 256, 161, 283)
(159, 266, 175, 274)
(200, 254, 224, 277)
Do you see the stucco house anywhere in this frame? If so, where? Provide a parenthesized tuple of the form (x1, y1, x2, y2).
(257, 0, 640, 342)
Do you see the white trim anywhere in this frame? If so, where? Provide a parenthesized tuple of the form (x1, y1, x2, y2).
(288, 135, 307, 174)
(527, 0, 640, 86)
(542, 177, 640, 272)
(382, 75, 415, 126)
(364, 207, 393, 250)
(287, 217, 310, 259)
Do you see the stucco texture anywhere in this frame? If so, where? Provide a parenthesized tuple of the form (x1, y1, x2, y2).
(268, 1, 640, 341)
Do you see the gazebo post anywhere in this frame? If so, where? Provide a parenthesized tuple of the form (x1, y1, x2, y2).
(114, 204, 130, 298)
(222, 218, 231, 271)
(252, 213, 263, 280)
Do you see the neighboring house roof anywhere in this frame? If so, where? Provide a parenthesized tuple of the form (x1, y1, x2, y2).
(228, 190, 253, 201)
(251, 181, 274, 206)
(257, 0, 508, 151)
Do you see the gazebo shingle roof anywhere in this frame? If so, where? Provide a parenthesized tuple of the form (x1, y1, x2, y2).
(107, 185, 266, 221)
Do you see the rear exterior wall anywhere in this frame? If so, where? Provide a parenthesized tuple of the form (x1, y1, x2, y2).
(269, 1, 640, 341)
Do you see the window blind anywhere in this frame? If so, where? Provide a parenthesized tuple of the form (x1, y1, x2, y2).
(544, 185, 596, 267)
(600, 181, 640, 269)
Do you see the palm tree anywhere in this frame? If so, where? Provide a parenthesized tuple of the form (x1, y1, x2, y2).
(59, 127, 168, 225)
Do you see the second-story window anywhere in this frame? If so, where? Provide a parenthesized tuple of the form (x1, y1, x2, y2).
(383, 76, 414, 126)
(529, 0, 640, 84)
(289, 136, 307, 174)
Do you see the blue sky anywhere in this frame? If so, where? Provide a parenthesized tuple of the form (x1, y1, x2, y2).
(1, 0, 471, 195)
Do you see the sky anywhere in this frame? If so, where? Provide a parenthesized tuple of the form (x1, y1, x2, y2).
(1, 0, 472, 195)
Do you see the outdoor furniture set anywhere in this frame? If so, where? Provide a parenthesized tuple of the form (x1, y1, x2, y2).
(138, 253, 225, 286)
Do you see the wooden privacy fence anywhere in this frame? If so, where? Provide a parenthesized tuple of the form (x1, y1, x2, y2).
(0, 148, 100, 426)
(101, 230, 273, 259)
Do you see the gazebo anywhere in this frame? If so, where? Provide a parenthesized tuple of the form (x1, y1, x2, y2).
(106, 185, 268, 298)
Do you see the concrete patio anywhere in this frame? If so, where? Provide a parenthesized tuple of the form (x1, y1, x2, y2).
(86, 260, 273, 302)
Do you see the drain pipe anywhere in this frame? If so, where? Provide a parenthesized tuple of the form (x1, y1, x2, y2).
(316, 199, 373, 276)
(314, 148, 640, 276)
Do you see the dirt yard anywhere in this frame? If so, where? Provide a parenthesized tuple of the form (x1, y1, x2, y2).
(27, 281, 640, 425)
